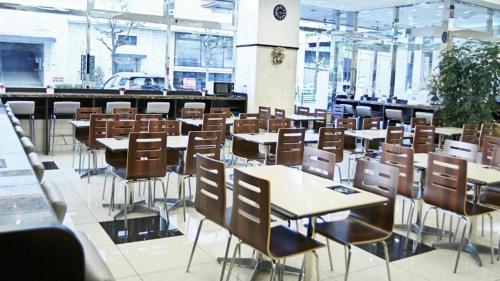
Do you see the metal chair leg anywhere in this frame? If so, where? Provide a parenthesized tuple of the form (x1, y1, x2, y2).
(220, 234, 232, 281)
(186, 218, 204, 272)
(344, 245, 352, 281)
(159, 179, 170, 224)
(108, 176, 116, 216)
(401, 200, 405, 224)
(404, 200, 415, 251)
(488, 214, 494, 264)
(313, 251, 320, 281)
(326, 238, 333, 271)
(123, 182, 128, 229)
(453, 218, 468, 273)
(225, 241, 241, 281)
(414, 207, 433, 252)
(381, 241, 391, 281)
(181, 176, 186, 222)
(51, 114, 56, 155)
(102, 166, 109, 200)
(269, 261, 277, 281)
(481, 215, 485, 237)
(87, 151, 91, 183)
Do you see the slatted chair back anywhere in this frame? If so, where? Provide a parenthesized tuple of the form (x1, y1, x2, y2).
(182, 108, 204, 119)
(267, 118, 291, 133)
(274, 108, 285, 119)
(412, 125, 435, 153)
(296, 106, 310, 116)
(210, 107, 232, 118)
(318, 127, 344, 163)
(88, 114, 118, 149)
(202, 113, 226, 145)
(313, 109, 328, 131)
(135, 114, 162, 121)
(492, 146, 500, 167)
(443, 140, 478, 163)
(411, 117, 427, 128)
(239, 113, 259, 119)
(148, 120, 181, 135)
(275, 128, 305, 166)
(481, 136, 500, 165)
(351, 159, 399, 232)
(232, 119, 261, 159)
(336, 118, 357, 150)
(105, 120, 142, 138)
(424, 153, 467, 215)
(76, 107, 102, 121)
(460, 123, 479, 144)
(380, 143, 414, 198)
(385, 126, 404, 145)
(301, 147, 335, 180)
(362, 117, 381, 130)
(195, 154, 227, 227)
(479, 123, 495, 149)
(431, 117, 442, 127)
(258, 106, 271, 130)
(229, 168, 271, 257)
(184, 131, 221, 175)
(126, 132, 167, 180)
(112, 107, 137, 120)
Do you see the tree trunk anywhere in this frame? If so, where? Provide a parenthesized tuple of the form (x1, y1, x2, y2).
(111, 51, 117, 75)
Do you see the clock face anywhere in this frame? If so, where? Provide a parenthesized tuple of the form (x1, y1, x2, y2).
(273, 4, 287, 21)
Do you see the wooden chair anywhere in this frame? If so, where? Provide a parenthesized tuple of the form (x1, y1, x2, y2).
(186, 154, 232, 281)
(380, 143, 415, 249)
(210, 107, 232, 118)
(362, 117, 381, 130)
(232, 119, 266, 165)
(460, 123, 479, 144)
(431, 117, 442, 127)
(76, 107, 102, 121)
(225, 169, 324, 281)
(316, 159, 399, 281)
(258, 106, 271, 130)
(172, 131, 221, 221)
(479, 123, 495, 149)
(202, 113, 226, 146)
(181, 107, 204, 119)
(239, 113, 259, 119)
(415, 153, 496, 272)
(135, 114, 162, 121)
(385, 126, 404, 145)
(272, 128, 305, 166)
(301, 147, 335, 180)
(148, 120, 182, 166)
(336, 118, 357, 150)
(108, 132, 168, 223)
(411, 117, 427, 128)
(74, 107, 102, 171)
(274, 108, 285, 119)
(412, 125, 435, 153)
(481, 136, 500, 165)
(443, 139, 478, 162)
(267, 118, 291, 133)
(112, 107, 137, 120)
(313, 108, 328, 132)
(296, 106, 310, 116)
(318, 127, 344, 181)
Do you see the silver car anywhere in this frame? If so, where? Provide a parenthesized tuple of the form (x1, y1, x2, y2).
(101, 72, 164, 90)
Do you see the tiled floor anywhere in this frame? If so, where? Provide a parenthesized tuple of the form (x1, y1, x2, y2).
(41, 138, 500, 281)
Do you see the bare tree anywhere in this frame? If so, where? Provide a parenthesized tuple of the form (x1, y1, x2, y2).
(95, 20, 140, 74)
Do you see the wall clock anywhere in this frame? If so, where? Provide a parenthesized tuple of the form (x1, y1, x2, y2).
(273, 4, 287, 21)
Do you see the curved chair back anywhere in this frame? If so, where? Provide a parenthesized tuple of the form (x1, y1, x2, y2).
(210, 107, 231, 118)
(318, 127, 344, 163)
(148, 120, 180, 135)
(105, 120, 142, 138)
(362, 117, 381, 130)
(195, 154, 227, 227)
(7, 101, 35, 115)
(341, 104, 354, 115)
(424, 153, 467, 216)
(481, 136, 500, 165)
(233, 119, 260, 159)
(443, 140, 478, 162)
(313, 109, 328, 131)
(184, 102, 206, 111)
(352, 159, 399, 232)
(135, 114, 162, 121)
(276, 128, 305, 166)
(274, 108, 285, 119)
(355, 106, 372, 118)
(460, 123, 479, 144)
(229, 168, 271, 257)
(385, 126, 404, 145)
(53, 102, 80, 116)
(105, 102, 131, 114)
(258, 106, 271, 130)
(479, 123, 494, 149)
(336, 118, 356, 150)
(146, 102, 170, 114)
(239, 113, 259, 120)
(126, 132, 167, 180)
(412, 125, 435, 153)
(415, 112, 433, 125)
(112, 107, 137, 120)
(301, 147, 335, 180)
(411, 117, 427, 128)
(267, 118, 291, 133)
(88, 114, 118, 149)
(234, 119, 259, 134)
(184, 131, 221, 175)
(296, 106, 310, 116)
(492, 146, 500, 167)
(380, 143, 414, 198)
(202, 113, 226, 145)
(76, 107, 102, 121)
(431, 117, 442, 127)
(385, 109, 403, 121)
(181, 107, 204, 119)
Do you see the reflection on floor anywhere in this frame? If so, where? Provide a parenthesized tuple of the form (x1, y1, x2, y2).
(100, 216, 183, 244)
(42, 161, 59, 170)
(356, 233, 435, 262)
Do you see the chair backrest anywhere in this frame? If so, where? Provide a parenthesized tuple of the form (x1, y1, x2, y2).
(146, 102, 170, 114)
(414, 112, 433, 125)
(229, 168, 271, 257)
(479, 123, 495, 149)
(296, 106, 310, 116)
(351, 159, 399, 232)
(332, 104, 344, 119)
(233, 119, 259, 134)
(148, 120, 181, 135)
(274, 108, 285, 119)
(313, 109, 328, 130)
(380, 143, 414, 198)
(135, 114, 162, 121)
(492, 146, 500, 167)
(105, 120, 142, 138)
(53, 101, 81, 115)
(184, 131, 221, 175)
(424, 153, 467, 216)
(76, 107, 102, 121)
(202, 113, 226, 144)
(443, 140, 478, 162)
(301, 147, 335, 180)
(362, 117, 381, 130)
(385, 126, 404, 145)
(126, 132, 167, 180)
(341, 104, 355, 115)
(195, 154, 227, 227)
(88, 114, 118, 149)
(181, 107, 204, 119)
(385, 109, 403, 120)
(239, 113, 259, 119)
(258, 106, 271, 129)
(267, 118, 291, 133)
(460, 123, 479, 144)
(411, 117, 427, 128)
(258, 106, 271, 116)
(431, 117, 442, 127)
(481, 136, 500, 165)
(318, 127, 344, 163)
(336, 118, 356, 130)
(210, 107, 232, 118)
(112, 107, 138, 120)
(412, 125, 435, 153)
(356, 106, 372, 117)
(184, 102, 206, 110)
(7, 101, 35, 115)
(106, 102, 131, 114)
(276, 128, 305, 166)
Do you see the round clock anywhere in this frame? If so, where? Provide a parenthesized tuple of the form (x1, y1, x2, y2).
(273, 4, 287, 21)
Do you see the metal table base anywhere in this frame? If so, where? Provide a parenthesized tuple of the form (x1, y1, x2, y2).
(216, 255, 302, 281)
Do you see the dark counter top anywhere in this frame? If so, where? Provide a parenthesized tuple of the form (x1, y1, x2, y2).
(2, 92, 246, 101)
(335, 98, 440, 111)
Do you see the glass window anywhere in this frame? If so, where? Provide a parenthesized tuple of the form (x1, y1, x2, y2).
(175, 33, 201, 67)
(173, 71, 231, 90)
(175, 32, 233, 68)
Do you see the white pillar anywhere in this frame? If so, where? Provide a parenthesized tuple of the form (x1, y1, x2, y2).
(234, 0, 300, 113)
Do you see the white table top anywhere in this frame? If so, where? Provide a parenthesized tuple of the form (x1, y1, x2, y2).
(233, 131, 319, 145)
(178, 117, 237, 127)
(434, 127, 462, 136)
(69, 120, 90, 128)
(287, 114, 324, 121)
(96, 135, 189, 151)
(414, 153, 500, 185)
(345, 129, 413, 141)
(226, 165, 387, 219)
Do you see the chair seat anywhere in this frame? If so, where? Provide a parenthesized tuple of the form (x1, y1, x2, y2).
(112, 168, 127, 179)
(479, 184, 500, 209)
(466, 201, 496, 216)
(315, 218, 390, 245)
(269, 225, 324, 259)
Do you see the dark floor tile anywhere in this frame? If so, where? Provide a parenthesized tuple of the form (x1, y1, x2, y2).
(356, 233, 435, 262)
(99, 216, 183, 244)
(42, 161, 59, 170)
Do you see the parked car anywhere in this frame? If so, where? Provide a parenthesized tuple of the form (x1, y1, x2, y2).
(101, 72, 164, 90)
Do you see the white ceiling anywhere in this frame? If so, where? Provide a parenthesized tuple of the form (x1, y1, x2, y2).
(301, 0, 436, 12)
